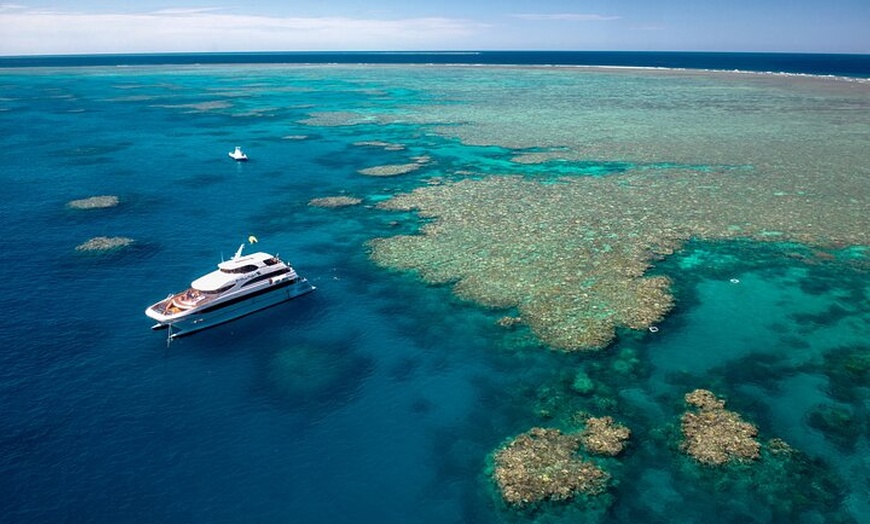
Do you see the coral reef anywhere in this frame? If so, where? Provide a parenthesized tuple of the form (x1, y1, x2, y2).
(358, 155, 431, 177)
(818, 344, 870, 404)
(492, 427, 610, 506)
(67, 195, 119, 209)
(579, 416, 631, 456)
(353, 140, 406, 151)
(495, 315, 522, 328)
(804, 345, 870, 451)
(308, 196, 363, 208)
(680, 389, 760, 465)
(807, 404, 861, 451)
(75, 236, 134, 251)
(684, 389, 726, 411)
(766, 437, 794, 455)
(667, 434, 856, 522)
(368, 175, 680, 350)
(571, 370, 595, 395)
(299, 111, 373, 127)
(369, 160, 866, 350)
(265, 342, 374, 410)
(611, 347, 643, 377)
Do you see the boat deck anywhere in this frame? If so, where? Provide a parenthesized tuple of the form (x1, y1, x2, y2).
(153, 288, 217, 316)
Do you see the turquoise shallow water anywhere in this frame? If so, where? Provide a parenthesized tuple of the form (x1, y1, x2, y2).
(0, 64, 867, 523)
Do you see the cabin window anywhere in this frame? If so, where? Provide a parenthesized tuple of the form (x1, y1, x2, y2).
(264, 257, 280, 266)
(202, 284, 234, 295)
(241, 268, 290, 287)
(220, 264, 258, 274)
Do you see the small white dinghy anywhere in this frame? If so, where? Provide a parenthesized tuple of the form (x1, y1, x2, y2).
(228, 146, 248, 161)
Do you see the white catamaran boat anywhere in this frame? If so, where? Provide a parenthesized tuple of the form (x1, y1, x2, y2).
(228, 146, 248, 161)
(145, 241, 314, 339)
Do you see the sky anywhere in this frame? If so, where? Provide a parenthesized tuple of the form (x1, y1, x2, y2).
(0, 1, 868, 56)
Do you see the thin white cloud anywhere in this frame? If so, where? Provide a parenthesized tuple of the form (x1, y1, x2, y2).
(0, 9, 489, 55)
(151, 8, 229, 15)
(511, 13, 621, 22)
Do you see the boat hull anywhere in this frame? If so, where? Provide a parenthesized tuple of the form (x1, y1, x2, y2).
(153, 279, 314, 339)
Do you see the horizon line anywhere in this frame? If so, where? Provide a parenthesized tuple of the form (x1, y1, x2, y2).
(3, 49, 869, 59)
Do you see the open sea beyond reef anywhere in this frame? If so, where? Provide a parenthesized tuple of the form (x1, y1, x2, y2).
(0, 53, 868, 523)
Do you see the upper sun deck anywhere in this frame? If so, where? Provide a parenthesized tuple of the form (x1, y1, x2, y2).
(217, 251, 282, 273)
(191, 252, 285, 292)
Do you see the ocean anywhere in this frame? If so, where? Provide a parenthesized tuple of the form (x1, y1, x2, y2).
(0, 53, 867, 523)
(3, 51, 870, 79)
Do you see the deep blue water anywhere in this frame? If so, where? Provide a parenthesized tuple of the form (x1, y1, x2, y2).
(2, 51, 870, 78)
(0, 61, 867, 523)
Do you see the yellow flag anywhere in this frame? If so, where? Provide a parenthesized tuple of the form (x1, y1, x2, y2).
(248, 235, 258, 244)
